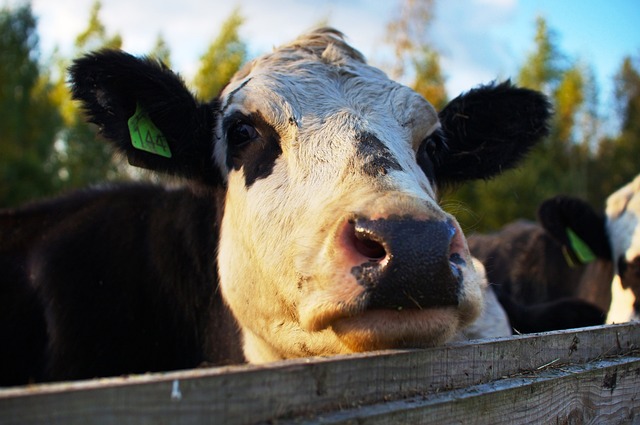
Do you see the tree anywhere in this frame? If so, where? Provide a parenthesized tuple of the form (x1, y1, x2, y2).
(149, 33, 172, 68)
(385, 0, 435, 79)
(517, 17, 564, 93)
(385, 0, 447, 110)
(0, 5, 62, 207)
(590, 56, 640, 203)
(411, 47, 447, 110)
(192, 8, 247, 101)
(49, 0, 125, 192)
(73, 0, 122, 51)
(442, 16, 593, 232)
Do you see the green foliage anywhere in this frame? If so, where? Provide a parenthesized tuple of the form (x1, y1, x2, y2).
(588, 56, 640, 203)
(50, 0, 125, 193)
(385, 0, 435, 79)
(74, 1, 122, 52)
(149, 33, 172, 68)
(411, 47, 447, 110)
(443, 16, 599, 232)
(0, 4, 62, 207)
(517, 16, 564, 92)
(385, 0, 447, 112)
(192, 8, 246, 101)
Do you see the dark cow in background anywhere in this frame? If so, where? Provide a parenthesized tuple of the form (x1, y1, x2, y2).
(469, 174, 640, 333)
(0, 28, 551, 386)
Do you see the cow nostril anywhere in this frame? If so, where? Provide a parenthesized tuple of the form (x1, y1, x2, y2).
(449, 253, 464, 284)
(353, 231, 387, 260)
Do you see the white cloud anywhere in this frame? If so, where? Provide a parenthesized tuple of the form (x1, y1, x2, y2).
(430, 0, 520, 95)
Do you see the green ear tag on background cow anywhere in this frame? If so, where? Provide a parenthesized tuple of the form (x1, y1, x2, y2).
(127, 103, 172, 158)
(566, 228, 596, 264)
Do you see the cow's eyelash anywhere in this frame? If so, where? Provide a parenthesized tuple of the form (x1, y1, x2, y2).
(423, 129, 448, 165)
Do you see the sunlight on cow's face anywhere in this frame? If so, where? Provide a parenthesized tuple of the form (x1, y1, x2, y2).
(213, 31, 483, 362)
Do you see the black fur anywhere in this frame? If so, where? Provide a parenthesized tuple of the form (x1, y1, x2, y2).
(223, 111, 284, 187)
(468, 196, 613, 333)
(0, 185, 243, 385)
(430, 81, 552, 184)
(355, 132, 402, 178)
(538, 195, 612, 260)
(497, 295, 605, 334)
(69, 50, 221, 186)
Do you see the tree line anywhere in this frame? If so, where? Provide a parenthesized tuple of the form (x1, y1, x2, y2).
(1, 1, 638, 233)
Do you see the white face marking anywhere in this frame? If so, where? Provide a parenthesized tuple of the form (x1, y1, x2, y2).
(214, 31, 484, 362)
(606, 174, 640, 319)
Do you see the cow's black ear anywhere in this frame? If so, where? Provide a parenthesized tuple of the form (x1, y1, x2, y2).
(538, 196, 612, 262)
(69, 50, 221, 186)
(429, 80, 551, 183)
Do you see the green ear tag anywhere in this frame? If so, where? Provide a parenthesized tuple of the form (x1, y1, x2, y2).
(566, 228, 596, 264)
(127, 103, 172, 158)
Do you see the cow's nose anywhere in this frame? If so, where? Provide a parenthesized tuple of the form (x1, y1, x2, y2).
(347, 217, 463, 310)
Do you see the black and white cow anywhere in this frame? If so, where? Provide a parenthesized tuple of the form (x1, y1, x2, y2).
(0, 28, 551, 385)
(606, 173, 640, 322)
(469, 175, 640, 333)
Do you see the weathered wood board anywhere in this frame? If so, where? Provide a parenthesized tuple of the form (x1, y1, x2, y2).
(1, 323, 638, 425)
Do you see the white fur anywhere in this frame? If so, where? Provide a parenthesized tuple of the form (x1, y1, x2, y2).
(606, 173, 640, 321)
(215, 30, 484, 363)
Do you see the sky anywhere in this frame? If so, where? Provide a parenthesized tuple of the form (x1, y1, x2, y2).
(6, 0, 640, 130)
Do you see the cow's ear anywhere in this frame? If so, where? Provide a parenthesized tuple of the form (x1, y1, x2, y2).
(426, 81, 551, 184)
(69, 50, 221, 186)
(538, 196, 612, 263)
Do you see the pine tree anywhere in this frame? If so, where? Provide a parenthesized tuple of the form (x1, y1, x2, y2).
(192, 8, 247, 101)
(442, 16, 592, 231)
(590, 56, 640, 202)
(0, 5, 62, 206)
(49, 0, 125, 192)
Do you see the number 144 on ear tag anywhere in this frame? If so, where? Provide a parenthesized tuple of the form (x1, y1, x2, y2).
(128, 103, 172, 158)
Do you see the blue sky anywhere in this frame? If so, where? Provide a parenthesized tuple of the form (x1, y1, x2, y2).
(7, 0, 640, 130)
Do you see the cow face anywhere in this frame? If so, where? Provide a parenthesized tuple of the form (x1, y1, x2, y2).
(215, 34, 475, 360)
(70, 28, 551, 362)
(606, 174, 640, 320)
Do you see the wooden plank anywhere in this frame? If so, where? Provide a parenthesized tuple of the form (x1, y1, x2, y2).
(295, 356, 640, 424)
(0, 323, 638, 425)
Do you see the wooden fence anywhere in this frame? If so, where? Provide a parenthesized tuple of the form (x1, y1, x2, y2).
(1, 322, 639, 424)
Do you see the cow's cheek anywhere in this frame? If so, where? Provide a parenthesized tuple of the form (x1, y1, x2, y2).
(217, 175, 282, 334)
(456, 258, 485, 325)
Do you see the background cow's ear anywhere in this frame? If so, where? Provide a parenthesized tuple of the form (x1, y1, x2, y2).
(538, 196, 612, 263)
(69, 50, 221, 186)
(430, 80, 552, 184)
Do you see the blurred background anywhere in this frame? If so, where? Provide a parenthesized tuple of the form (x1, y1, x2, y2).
(1, 0, 638, 232)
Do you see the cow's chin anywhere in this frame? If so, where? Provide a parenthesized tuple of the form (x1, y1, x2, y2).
(297, 293, 483, 353)
(296, 270, 484, 352)
(329, 309, 465, 351)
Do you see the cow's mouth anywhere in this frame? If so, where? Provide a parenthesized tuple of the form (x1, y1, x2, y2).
(297, 214, 480, 348)
(328, 308, 463, 351)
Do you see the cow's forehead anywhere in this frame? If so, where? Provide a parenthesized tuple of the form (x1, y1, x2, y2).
(219, 34, 439, 142)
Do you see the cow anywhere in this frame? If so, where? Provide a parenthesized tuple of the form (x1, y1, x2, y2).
(0, 28, 551, 386)
(606, 173, 640, 322)
(469, 175, 640, 333)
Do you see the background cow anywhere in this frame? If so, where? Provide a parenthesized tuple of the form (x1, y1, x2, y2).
(0, 28, 550, 385)
(606, 173, 640, 322)
(469, 175, 640, 333)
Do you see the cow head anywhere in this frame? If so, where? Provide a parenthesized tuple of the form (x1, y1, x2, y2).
(606, 174, 640, 320)
(70, 28, 551, 362)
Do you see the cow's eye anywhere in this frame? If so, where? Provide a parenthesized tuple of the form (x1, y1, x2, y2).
(424, 137, 438, 160)
(227, 122, 258, 147)
(417, 129, 447, 183)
